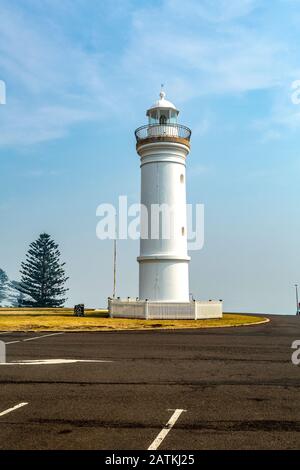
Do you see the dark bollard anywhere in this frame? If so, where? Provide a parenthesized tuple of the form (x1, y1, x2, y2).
(74, 304, 85, 317)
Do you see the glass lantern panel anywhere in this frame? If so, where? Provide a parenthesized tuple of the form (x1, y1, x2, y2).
(169, 110, 177, 124)
(149, 111, 159, 124)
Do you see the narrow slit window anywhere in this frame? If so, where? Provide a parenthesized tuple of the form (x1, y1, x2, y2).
(182, 227, 185, 236)
(180, 174, 184, 183)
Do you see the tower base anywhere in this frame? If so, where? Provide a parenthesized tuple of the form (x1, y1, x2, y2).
(108, 299, 222, 320)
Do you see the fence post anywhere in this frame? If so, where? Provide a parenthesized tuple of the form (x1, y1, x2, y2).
(145, 300, 149, 320)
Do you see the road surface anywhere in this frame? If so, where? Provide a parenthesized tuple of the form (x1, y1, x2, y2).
(0, 314, 299, 450)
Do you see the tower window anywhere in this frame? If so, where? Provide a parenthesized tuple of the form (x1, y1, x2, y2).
(180, 174, 184, 183)
(159, 115, 167, 124)
(182, 227, 185, 236)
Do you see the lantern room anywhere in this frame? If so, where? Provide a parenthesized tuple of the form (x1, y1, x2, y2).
(146, 90, 179, 124)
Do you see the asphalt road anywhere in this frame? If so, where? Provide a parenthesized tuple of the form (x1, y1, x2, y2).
(0, 314, 299, 450)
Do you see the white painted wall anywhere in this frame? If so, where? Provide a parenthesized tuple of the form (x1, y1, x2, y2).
(139, 260, 189, 301)
(137, 141, 190, 301)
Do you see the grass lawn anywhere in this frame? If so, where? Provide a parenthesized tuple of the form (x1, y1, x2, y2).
(0, 308, 268, 331)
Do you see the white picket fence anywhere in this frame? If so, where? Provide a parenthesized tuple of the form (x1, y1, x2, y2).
(108, 299, 222, 320)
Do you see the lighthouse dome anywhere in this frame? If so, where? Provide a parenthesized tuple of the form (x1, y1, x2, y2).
(146, 90, 179, 117)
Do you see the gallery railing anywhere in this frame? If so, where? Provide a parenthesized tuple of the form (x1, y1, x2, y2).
(135, 123, 191, 143)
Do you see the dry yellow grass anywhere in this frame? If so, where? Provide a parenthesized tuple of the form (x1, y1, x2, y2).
(0, 308, 268, 331)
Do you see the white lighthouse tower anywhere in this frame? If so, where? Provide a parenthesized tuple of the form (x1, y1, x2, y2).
(109, 90, 222, 320)
(136, 90, 191, 302)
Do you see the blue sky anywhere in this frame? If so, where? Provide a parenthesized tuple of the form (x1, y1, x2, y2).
(0, 0, 299, 313)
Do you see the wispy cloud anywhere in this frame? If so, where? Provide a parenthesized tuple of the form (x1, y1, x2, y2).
(192, 119, 211, 137)
(0, 1, 118, 146)
(0, 0, 298, 146)
(24, 168, 62, 178)
(189, 164, 211, 177)
(1, 103, 98, 146)
(124, 0, 292, 100)
(252, 79, 300, 141)
(166, 0, 258, 23)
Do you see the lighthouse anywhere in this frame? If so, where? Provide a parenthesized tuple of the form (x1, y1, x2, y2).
(108, 90, 222, 320)
(135, 90, 191, 302)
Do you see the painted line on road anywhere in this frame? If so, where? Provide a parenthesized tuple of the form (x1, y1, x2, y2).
(1, 359, 113, 366)
(22, 333, 65, 342)
(0, 402, 28, 417)
(5, 332, 64, 345)
(148, 409, 186, 451)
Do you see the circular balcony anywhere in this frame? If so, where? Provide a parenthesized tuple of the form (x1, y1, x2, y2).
(135, 123, 191, 149)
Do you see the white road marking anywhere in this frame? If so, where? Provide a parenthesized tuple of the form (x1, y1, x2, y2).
(0, 402, 28, 417)
(5, 332, 64, 345)
(1, 359, 113, 366)
(2, 333, 111, 365)
(148, 409, 186, 451)
(22, 333, 65, 342)
(0, 340, 5, 363)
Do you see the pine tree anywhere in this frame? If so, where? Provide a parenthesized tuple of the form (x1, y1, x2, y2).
(0, 268, 9, 305)
(15, 233, 69, 307)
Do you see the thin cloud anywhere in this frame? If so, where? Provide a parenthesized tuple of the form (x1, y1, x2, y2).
(188, 164, 211, 177)
(0, 0, 298, 146)
(252, 81, 300, 140)
(166, 0, 258, 23)
(0, 1, 116, 146)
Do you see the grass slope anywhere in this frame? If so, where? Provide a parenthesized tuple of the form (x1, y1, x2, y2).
(0, 308, 268, 331)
